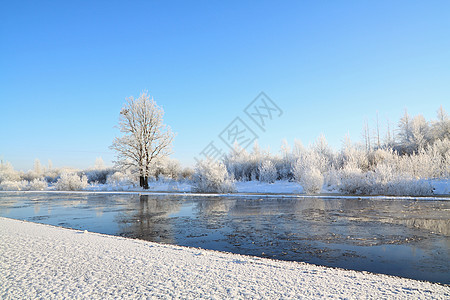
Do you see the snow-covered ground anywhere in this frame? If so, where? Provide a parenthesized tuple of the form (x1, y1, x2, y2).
(431, 179, 450, 195)
(235, 180, 304, 194)
(1, 217, 448, 299)
(83, 179, 449, 197)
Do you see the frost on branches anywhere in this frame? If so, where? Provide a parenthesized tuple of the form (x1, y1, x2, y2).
(110, 92, 175, 189)
(192, 160, 235, 193)
(54, 173, 88, 191)
(259, 160, 277, 183)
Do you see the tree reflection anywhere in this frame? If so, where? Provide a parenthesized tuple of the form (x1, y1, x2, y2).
(115, 194, 182, 244)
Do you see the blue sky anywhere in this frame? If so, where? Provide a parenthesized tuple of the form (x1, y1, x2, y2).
(1, 1, 449, 170)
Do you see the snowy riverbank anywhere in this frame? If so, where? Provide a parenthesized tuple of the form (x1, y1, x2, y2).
(82, 178, 450, 196)
(1, 217, 448, 299)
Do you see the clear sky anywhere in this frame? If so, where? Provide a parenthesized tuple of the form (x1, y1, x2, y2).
(1, 1, 449, 171)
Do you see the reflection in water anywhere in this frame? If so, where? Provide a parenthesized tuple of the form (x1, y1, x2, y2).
(0, 192, 449, 284)
(114, 195, 183, 244)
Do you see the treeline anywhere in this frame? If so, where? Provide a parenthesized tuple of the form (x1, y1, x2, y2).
(195, 106, 449, 195)
(1, 106, 449, 195)
(0, 157, 193, 191)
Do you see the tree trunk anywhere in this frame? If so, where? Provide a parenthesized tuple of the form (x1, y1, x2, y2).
(143, 176, 149, 189)
(139, 175, 149, 189)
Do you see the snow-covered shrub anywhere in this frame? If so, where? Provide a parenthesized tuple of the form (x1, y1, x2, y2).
(300, 167, 323, 194)
(162, 159, 182, 179)
(291, 152, 324, 194)
(0, 161, 20, 183)
(21, 171, 41, 182)
(323, 167, 340, 190)
(29, 178, 48, 191)
(54, 173, 88, 191)
(445, 150, 450, 178)
(143, 158, 183, 181)
(180, 167, 194, 180)
(368, 149, 395, 168)
(337, 164, 370, 195)
(0, 180, 29, 191)
(85, 168, 115, 184)
(384, 178, 433, 196)
(106, 171, 136, 187)
(192, 160, 235, 193)
(337, 138, 369, 171)
(337, 162, 433, 196)
(259, 160, 277, 183)
(223, 141, 272, 182)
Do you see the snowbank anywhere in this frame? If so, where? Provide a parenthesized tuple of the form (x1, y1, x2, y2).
(1, 217, 448, 299)
(235, 180, 304, 194)
(430, 179, 450, 195)
(84, 179, 449, 197)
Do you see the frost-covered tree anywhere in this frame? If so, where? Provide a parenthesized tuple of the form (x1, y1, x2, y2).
(410, 115, 429, 150)
(0, 161, 20, 183)
(94, 157, 105, 170)
(259, 160, 277, 183)
(34, 159, 42, 175)
(111, 92, 175, 189)
(150, 157, 182, 180)
(396, 110, 430, 154)
(431, 106, 450, 142)
(397, 109, 412, 148)
(223, 142, 252, 181)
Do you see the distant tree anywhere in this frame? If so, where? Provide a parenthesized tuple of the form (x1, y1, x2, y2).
(34, 159, 42, 175)
(410, 114, 429, 150)
(397, 110, 411, 143)
(111, 92, 175, 189)
(94, 157, 105, 170)
(431, 105, 450, 141)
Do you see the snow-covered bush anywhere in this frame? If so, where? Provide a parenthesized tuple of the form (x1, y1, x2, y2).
(323, 167, 340, 190)
(180, 167, 194, 180)
(0, 161, 20, 183)
(162, 159, 182, 180)
(337, 139, 369, 171)
(85, 168, 115, 184)
(384, 178, 433, 196)
(291, 152, 324, 194)
(0, 180, 29, 191)
(106, 171, 136, 187)
(300, 167, 323, 194)
(29, 178, 48, 191)
(259, 160, 277, 183)
(192, 160, 235, 193)
(337, 164, 369, 195)
(337, 162, 433, 196)
(54, 173, 88, 191)
(224, 141, 272, 182)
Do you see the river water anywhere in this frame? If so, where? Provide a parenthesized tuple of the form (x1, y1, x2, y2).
(0, 192, 449, 284)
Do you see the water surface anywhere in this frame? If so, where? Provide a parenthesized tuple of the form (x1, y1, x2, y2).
(1, 192, 449, 284)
